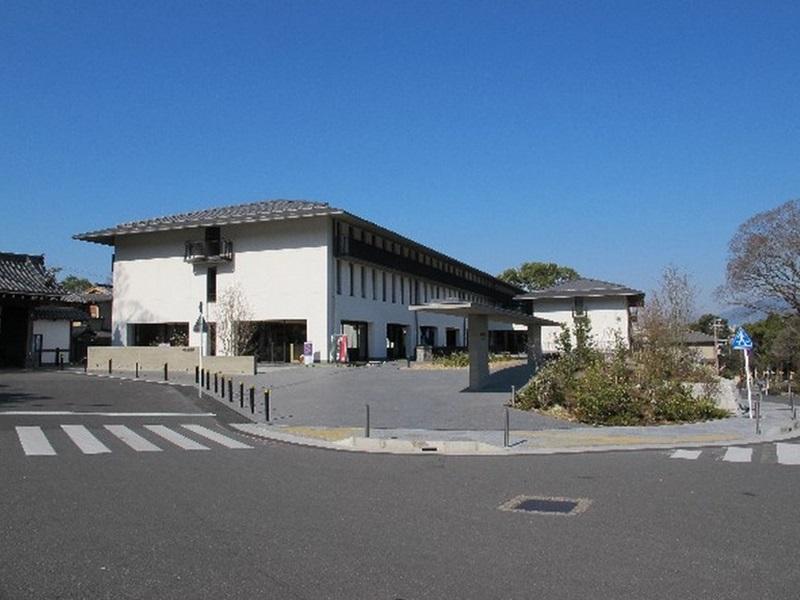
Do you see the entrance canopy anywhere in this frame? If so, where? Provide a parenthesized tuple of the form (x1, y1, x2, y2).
(410, 301, 558, 390)
(409, 300, 556, 327)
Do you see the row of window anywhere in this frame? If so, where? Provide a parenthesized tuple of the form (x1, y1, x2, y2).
(335, 260, 486, 305)
(336, 221, 494, 290)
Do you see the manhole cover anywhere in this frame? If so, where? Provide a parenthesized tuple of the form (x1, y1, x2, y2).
(499, 495, 591, 516)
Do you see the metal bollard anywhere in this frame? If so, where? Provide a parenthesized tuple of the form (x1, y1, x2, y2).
(756, 391, 762, 435)
(83, 357, 87, 373)
(365, 403, 370, 438)
(503, 407, 510, 448)
(195, 366, 199, 384)
(239, 382, 244, 407)
(228, 380, 233, 403)
(249, 386, 255, 413)
(206, 371, 210, 390)
(135, 362, 139, 378)
(264, 389, 271, 422)
(221, 375, 225, 398)
(108, 358, 112, 374)
(214, 373, 218, 394)
(511, 385, 516, 408)
(200, 368, 205, 387)
(164, 363, 168, 381)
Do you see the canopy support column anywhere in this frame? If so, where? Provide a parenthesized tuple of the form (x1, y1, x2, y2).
(468, 314, 489, 390)
(527, 323, 543, 372)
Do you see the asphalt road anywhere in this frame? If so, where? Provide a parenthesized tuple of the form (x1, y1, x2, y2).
(1, 371, 799, 599)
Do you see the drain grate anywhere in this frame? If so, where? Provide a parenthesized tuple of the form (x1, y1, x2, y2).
(499, 495, 591, 516)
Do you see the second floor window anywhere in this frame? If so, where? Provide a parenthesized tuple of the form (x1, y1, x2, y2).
(207, 267, 217, 303)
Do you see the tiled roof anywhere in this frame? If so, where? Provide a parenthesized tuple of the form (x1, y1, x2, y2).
(32, 305, 91, 321)
(0, 253, 63, 297)
(684, 331, 717, 344)
(73, 198, 523, 296)
(515, 278, 644, 300)
(74, 199, 340, 245)
(62, 290, 113, 304)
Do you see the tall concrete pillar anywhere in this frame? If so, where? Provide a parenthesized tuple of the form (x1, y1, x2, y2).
(527, 323, 542, 371)
(468, 314, 489, 390)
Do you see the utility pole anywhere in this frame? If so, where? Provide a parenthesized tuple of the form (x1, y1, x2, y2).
(712, 317, 723, 374)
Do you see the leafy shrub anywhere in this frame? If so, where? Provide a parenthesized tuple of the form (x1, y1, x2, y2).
(431, 352, 470, 368)
(518, 319, 729, 425)
(651, 381, 728, 422)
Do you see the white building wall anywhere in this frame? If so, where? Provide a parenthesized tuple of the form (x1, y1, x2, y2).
(331, 258, 467, 359)
(216, 218, 329, 360)
(32, 319, 71, 363)
(112, 217, 330, 357)
(111, 213, 511, 362)
(533, 296, 630, 353)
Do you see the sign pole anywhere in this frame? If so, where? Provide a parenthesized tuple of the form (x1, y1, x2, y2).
(743, 348, 752, 419)
(198, 301, 204, 399)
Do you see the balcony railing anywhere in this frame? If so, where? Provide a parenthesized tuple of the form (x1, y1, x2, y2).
(184, 239, 233, 264)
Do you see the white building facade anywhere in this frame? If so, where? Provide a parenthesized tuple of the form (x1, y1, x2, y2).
(76, 200, 523, 363)
(515, 278, 645, 354)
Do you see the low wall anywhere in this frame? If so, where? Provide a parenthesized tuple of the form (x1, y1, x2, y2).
(87, 346, 256, 376)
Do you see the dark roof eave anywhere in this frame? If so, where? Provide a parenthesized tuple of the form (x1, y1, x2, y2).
(338, 211, 524, 296)
(73, 207, 344, 246)
(515, 290, 645, 300)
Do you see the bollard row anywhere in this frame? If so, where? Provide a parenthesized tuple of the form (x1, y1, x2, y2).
(194, 368, 271, 422)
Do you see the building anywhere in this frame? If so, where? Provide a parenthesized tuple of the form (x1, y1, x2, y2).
(0, 252, 64, 367)
(63, 285, 113, 362)
(683, 330, 719, 364)
(515, 278, 645, 354)
(31, 305, 90, 365)
(75, 200, 524, 362)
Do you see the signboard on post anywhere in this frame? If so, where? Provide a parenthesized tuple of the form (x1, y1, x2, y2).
(732, 327, 754, 418)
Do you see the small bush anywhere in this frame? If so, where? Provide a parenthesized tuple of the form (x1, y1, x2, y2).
(431, 352, 470, 368)
(518, 319, 729, 426)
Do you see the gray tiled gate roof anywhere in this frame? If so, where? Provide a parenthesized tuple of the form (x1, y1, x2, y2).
(0, 253, 63, 297)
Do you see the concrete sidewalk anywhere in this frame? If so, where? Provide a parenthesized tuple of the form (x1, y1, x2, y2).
(231, 401, 800, 455)
(72, 367, 800, 456)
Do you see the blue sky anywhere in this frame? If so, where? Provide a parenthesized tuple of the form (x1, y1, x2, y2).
(2, 1, 799, 315)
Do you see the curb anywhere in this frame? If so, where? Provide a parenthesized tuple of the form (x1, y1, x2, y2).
(231, 420, 800, 456)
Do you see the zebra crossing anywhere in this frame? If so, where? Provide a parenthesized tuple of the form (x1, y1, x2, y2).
(669, 442, 800, 466)
(11, 424, 253, 457)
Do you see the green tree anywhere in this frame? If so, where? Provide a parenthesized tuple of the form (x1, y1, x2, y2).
(60, 275, 94, 293)
(690, 314, 731, 338)
(742, 313, 800, 371)
(498, 262, 579, 292)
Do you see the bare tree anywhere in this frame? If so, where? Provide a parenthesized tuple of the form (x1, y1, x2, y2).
(641, 266, 695, 344)
(636, 266, 703, 382)
(719, 199, 800, 315)
(215, 284, 256, 356)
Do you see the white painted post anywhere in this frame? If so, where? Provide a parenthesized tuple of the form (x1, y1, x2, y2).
(743, 348, 753, 419)
(198, 301, 204, 398)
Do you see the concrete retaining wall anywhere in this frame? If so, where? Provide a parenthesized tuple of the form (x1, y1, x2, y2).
(87, 347, 256, 375)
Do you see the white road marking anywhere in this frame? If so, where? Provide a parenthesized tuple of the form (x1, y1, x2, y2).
(144, 425, 209, 450)
(181, 424, 252, 449)
(61, 425, 111, 454)
(104, 425, 162, 452)
(671, 449, 702, 460)
(15, 426, 56, 456)
(722, 447, 752, 463)
(0, 411, 215, 417)
(776, 443, 800, 465)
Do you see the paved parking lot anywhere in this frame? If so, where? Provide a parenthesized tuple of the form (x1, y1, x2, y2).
(239, 361, 578, 430)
